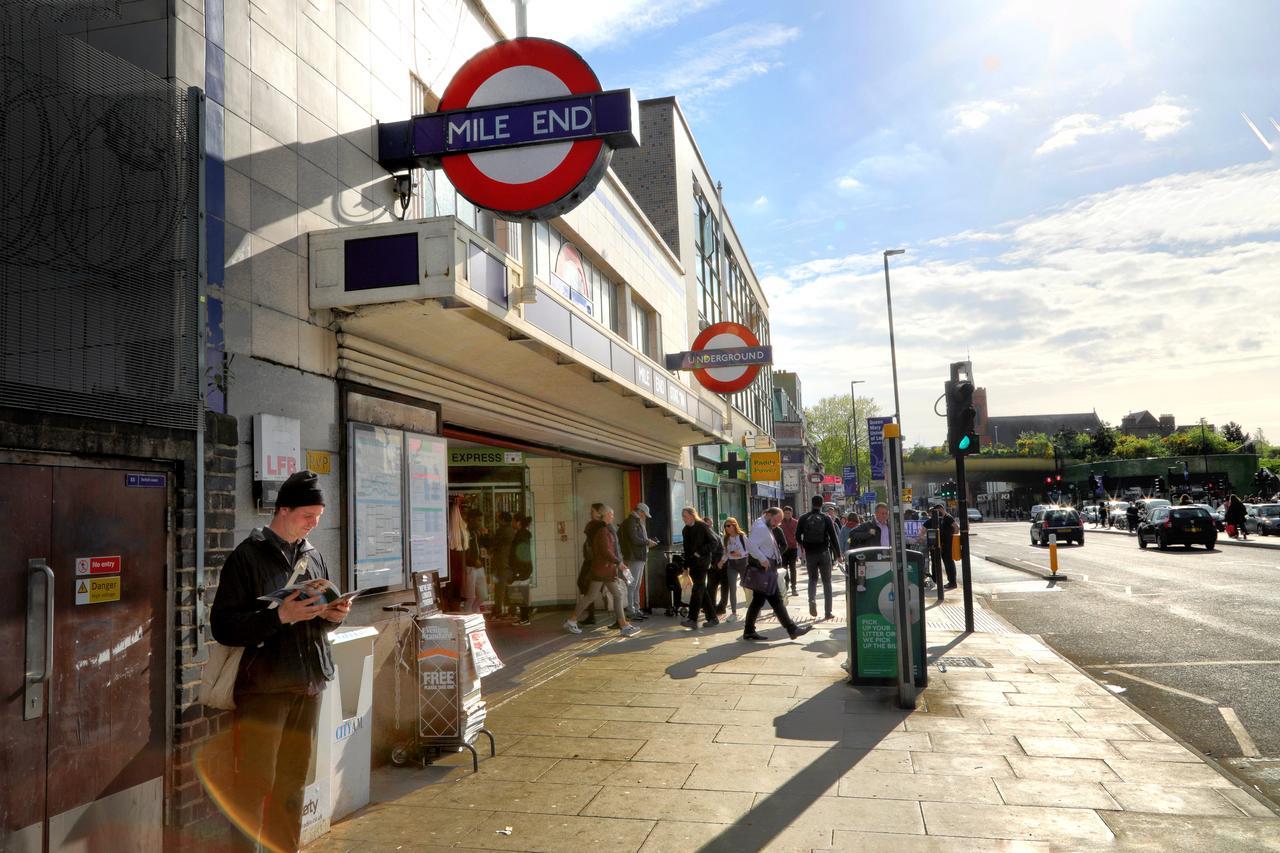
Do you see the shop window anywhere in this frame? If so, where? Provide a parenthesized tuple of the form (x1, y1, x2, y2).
(694, 188, 721, 326)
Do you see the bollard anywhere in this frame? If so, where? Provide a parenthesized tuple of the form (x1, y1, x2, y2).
(951, 533, 962, 562)
(1048, 534, 1059, 575)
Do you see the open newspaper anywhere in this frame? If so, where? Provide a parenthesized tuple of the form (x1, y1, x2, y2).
(258, 577, 360, 607)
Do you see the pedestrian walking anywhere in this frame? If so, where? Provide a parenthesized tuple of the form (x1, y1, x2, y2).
(850, 502, 891, 547)
(489, 511, 516, 619)
(779, 506, 800, 595)
(211, 471, 350, 853)
(717, 517, 749, 620)
(620, 502, 657, 621)
(576, 503, 605, 625)
(741, 508, 811, 642)
(1225, 494, 1248, 540)
(796, 495, 841, 619)
(462, 509, 488, 613)
(565, 506, 640, 636)
(680, 506, 721, 629)
(1126, 502, 1140, 534)
(836, 512, 859, 554)
(508, 515, 534, 624)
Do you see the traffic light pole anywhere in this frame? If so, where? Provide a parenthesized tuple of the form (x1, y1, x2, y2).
(954, 452, 975, 633)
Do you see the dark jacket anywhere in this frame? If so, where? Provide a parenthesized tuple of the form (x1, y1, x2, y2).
(211, 528, 335, 696)
(591, 524, 623, 579)
(621, 513, 652, 562)
(490, 524, 515, 579)
(1225, 501, 1247, 526)
(579, 519, 605, 592)
(510, 528, 533, 581)
(849, 520, 885, 549)
(796, 509, 841, 557)
(682, 519, 717, 570)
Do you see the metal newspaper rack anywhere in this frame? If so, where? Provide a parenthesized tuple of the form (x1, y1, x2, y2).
(389, 572, 501, 771)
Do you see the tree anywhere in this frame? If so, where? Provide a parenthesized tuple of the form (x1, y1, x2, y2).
(1090, 424, 1118, 459)
(804, 393, 882, 493)
(1015, 432, 1054, 458)
(1222, 421, 1246, 443)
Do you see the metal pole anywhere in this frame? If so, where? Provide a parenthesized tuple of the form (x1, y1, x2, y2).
(514, 1, 537, 305)
(190, 86, 209, 664)
(883, 251, 904, 433)
(955, 452, 974, 632)
(885, 425, 916, 708)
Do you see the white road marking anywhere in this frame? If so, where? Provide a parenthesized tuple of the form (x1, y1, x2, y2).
(1102, 670, 1218, 705)
(1089, 660, 1280, 669)
(1219, 706, 1262, 758)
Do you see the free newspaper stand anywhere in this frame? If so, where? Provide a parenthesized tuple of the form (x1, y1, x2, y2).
(843, 546, 928, 689)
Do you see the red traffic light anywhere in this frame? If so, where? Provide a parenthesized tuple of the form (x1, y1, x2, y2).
(1045, 476, 1052, 485)
(1055, 474, 1063, 482)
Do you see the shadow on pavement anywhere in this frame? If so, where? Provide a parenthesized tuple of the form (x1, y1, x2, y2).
(696, 679, 910, 853)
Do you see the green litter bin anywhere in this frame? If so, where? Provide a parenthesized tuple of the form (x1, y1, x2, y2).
(843, 546, 928, 688)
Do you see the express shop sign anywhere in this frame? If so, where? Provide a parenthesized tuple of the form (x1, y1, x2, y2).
(378, 38, 640, 220)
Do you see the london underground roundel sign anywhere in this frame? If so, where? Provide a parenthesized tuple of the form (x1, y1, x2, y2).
(688, 322, 766, 394)
(438, 39, 616, 219)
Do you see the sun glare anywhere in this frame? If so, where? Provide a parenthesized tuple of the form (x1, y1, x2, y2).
(1007, 0, 1145, 54)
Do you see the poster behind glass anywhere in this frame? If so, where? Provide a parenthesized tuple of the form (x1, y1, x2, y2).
(351, 422, 405, 590)
(406, 431, 449, 580)
(670, 478, 687, 544)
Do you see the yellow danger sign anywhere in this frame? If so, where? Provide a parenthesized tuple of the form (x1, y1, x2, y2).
(76, 576, 122, 605)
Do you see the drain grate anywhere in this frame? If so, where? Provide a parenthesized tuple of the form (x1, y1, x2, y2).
(936, 656, 991, 669)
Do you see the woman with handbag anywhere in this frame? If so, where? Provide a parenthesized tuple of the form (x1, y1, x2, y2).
(741, 507, 811, 642)
(564, 506, 641, 637)
(718, 517, 748, 621)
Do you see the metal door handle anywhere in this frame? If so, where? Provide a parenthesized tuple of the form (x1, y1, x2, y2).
(25, 559, 53, 720)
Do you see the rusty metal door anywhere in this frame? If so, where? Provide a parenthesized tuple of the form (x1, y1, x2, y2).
(0, 460, 171, 852)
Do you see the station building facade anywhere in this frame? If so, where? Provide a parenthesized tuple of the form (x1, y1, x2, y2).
(0, 0, 777, 845)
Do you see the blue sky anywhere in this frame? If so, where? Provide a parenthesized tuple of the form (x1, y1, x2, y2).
(531, 0, 1280, 446)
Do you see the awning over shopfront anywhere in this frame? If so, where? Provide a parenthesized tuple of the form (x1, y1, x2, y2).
(315, 218, 729, 464)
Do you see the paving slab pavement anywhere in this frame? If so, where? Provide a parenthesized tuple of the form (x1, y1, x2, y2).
(308, 584, 1280, 852)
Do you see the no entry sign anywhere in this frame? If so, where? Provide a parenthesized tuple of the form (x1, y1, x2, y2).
(378, 38, 640, 220)
(670, 321, 771, 394)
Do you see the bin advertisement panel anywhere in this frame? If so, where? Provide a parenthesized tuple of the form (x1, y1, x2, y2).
(854, 557, 924, 681)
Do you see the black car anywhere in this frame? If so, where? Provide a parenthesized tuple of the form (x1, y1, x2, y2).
(1137, 506, 1216, 550)
(1030, 508, 1084, 546)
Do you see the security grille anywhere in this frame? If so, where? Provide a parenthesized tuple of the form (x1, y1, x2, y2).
(936, 656, 992, 669)
(0, 2, 201, 431)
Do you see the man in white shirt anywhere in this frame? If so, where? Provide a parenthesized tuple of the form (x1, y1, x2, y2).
(742, 508, 811, 642)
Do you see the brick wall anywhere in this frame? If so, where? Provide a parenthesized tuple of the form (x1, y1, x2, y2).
(610, 101, 681, 257)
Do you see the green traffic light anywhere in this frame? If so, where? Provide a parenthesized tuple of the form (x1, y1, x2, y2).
(958, 435, 971, 451)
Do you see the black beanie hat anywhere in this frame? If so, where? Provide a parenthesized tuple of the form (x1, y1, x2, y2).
(276, 470, 325, 508)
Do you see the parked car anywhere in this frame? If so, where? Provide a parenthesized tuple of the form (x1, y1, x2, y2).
(1137, 505, 1217, 550)
(967, 507, 983, 524)
(1245, 503, 1280, 535)
(1030, 508, 1084, 546)
(1106, 501, 1131, 528)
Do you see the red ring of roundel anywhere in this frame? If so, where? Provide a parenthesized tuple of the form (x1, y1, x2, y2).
(439, 38, 605, 214)
(690, 321, 762, 394)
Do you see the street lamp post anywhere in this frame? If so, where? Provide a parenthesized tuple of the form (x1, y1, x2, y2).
(883, 249, 906, 432)
(850, 379, 865, 499)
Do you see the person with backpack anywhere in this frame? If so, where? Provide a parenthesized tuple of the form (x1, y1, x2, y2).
(680, 506, 721, 629)
(796, 495, 841, 619)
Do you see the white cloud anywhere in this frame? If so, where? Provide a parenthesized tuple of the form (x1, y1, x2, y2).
(1035, 96, 1191, 156)
(750, 195, 769, 211)
(529, 0, 721, 50)
(949, 99, 1016, 133)
(834, 143, 942, 192)
(835, 176, 864, 192)
(636, 23, 800, 111)
(767, 163, 1280, 446)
